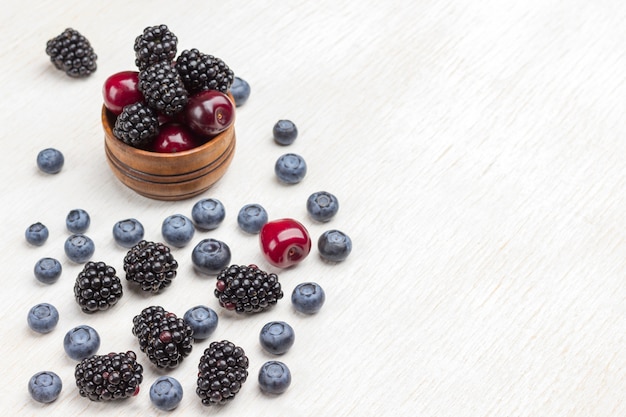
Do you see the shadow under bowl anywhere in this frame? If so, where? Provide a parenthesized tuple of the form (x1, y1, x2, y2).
(102, 106, 236, 201)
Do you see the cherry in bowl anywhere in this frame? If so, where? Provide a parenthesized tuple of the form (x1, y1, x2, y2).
(184, 90, 235, 137)
(151, 123, 201, 153)
(259, 218, 311, 268)
(102, 71, 143, 115)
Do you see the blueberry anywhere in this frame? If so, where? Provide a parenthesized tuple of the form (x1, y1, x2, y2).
(63, 325, 100, 360)
(150, 376, 183, 411)
(162, 214, 195, 248)
(33, 257, 62, 284)
(306, 191, 339, 222)
(28, 371, 62, 403)
(112, 218, 145, 248)
(318, 230, 352, 262)
(237, 203, 268, 234)
(258, 361, 291, 394)
(65, 208, 90, 233)
(191, 238, 231, 275)
(259, 321, 295, 355)
(27, 303, 59, 334)
(230, 76, 251, 107)
(36, 148, 64, 174)
(64, 234, 95, 263)
(291, 282, 326, 314)
(25, 222, 49, 246)
(275, 153, 307, 184)
(183, 305, 218, 340)
(191, 198, 225, 230)
(272, 120, 298, 146)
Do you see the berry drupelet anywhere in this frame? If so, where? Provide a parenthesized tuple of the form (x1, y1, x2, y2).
(113, 102, 159, 148)
(175, 49, 234, 95)
(45, 28, 97, 78)
(134, 24, 178, 71)
(214, 264, 283, 314)
(74, 261, 123, 313)
(138, 61, 188, 116)
(196, 340, 249, 406)
(74, 351, 143, 401)
(132, 306, 194, 369)
(123, 240, 178, 293)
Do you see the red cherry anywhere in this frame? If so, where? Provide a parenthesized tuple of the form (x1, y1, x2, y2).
(259, 218, 312, 268)
(184, 90, 235, 137)
(102, 71, 143, 115)
(151, 123, 201, 153)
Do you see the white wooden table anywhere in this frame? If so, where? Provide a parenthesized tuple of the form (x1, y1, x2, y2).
(2, 1, 625, 416)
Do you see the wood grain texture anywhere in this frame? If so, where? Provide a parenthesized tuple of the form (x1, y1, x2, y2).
(2, 0, 625, 416)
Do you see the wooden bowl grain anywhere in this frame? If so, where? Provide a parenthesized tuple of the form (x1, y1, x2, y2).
(102, 106, 236, 201)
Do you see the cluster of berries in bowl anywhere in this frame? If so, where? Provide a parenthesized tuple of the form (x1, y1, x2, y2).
(103, 24, 235, 153)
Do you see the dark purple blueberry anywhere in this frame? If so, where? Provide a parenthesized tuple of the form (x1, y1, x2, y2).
(64, 234, 95, 263)
(28, 371, 62, 403)
(66, 208, 90, 233)
(27, 303, 60, 334)
(150, 376, 183, 411)
(112, 218, 145, 248)
(275, 153, 307, 184)
(306, 191, 339, 222)
(237, 203, 268, 234)
(230, 76, 251, 107)
(161, 214, 195, 248)
(259, 321, 295, 355)
(36, 148, 64, 174)
(63, 325, 100, 360)
(317, 230, 352, 262)
(272, 120, 297, 145)
(191, 198, 225, 230)
(183, 305, 218, 340)
(291, 282, 326, 314)
(191, 238, 231, 275)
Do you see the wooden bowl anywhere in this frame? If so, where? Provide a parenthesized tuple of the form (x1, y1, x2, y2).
(102, 106, 236, 201)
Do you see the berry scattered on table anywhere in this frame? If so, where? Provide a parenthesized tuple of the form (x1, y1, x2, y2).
(66, 208, 91, 233)
(27, 303, 59, 334)
(175, 49, 234, 94)
(214, 264, 283, 313)
(113, 102, 160, 148)
(102, 71, 143, 115)
(132, 306, 194, 369)
(306, 191, 339, 222)
(134, 24, 178, 71)
(150, 376, 183, 411)
(184, 90, 235, 137)
(161, 214, 195, 248)
(318, 229, 352, 262)
(74, 261, 123, 313)
(74, 351, 143, 401)
(45, 28, 97, 78)
(25, 222, 49, 246)
(259, 218, 311, 268)
(36, 148, 64, 174)
(34, 257, 62, 285)
(151, 122, 200, 153)
(63, 325, 101, 361)
(272, 120, 298, 146)
(291, 282, 326, 314)
(64, 234, 95, 263)
(138, 61, 188, 116)
(230, 76, 251, 107)
(259, 321, 295, 355)
(112, 218, 145, 248)
(196, 340, 249, 406)
(184, 306, 218, 340)
(191, 238, 231, 275)
(123, 240, 178, 293)
(28, 371, 63, 403)
(258, 361, 291, 395)
(274, 153, 307, 184)
(191, 198, 225, 230)
(237, 203, 268, 234)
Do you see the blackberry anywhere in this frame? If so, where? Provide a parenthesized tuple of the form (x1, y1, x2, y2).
(123, 240, 178, 293)
(74, 351, 143, 401)
(113, 102, 159, 148)
(134, 24, 178, 70)
(138, 61, 188, 116)
(176, 49, 234, 94)
(196, 340, 248, 406)
(45, 28, 97, 78)
(74, 261, 123, 313)
(214, 264, 283, 314)
(132, 306, 194, 369)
